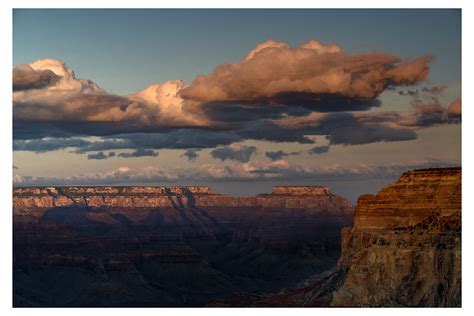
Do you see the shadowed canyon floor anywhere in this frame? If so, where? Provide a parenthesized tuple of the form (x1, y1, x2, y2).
(13, 185, 353, 307)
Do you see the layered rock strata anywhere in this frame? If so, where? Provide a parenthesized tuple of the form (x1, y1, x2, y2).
(14, 185, 350, 213)
(210, 167, 462, 307)
(13, 185, 353, 307)
(332, 167, 461, 307)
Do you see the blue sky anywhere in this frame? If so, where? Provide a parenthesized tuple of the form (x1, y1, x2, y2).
(12, 9, 461, 202)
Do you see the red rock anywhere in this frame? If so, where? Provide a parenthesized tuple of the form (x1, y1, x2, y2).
(211, 167, 462, 307)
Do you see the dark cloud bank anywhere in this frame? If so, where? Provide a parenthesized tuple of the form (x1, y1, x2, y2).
(210, 145, 257, 163)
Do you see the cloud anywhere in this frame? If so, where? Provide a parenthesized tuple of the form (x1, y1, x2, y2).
(236, 120, 314, 144)
(13, 64, 60, 91)
(180, 39, 432, 112)
(447, 98, 461, 117)
(13, 59, 206, 130)
(13, 158, 459, 187)
(265, 150, 300, 161)
(398, 85, 447, 99)
(322, 114, 418, 145)
(13, 137, 91, 153)
(86, 149, 159, 160)
(181, 148, 201, 162)
(196, 101, 311, 124)
(273, 98, 461, 146)
(274, 112, 418, 145)
(12, 40, 459, 153)
(308, 145, 330, 155)
(210, 144, 257, 162)
(87, 151, 116, 160)
(15, 39, 433, 139)
(117, 148, 159, 158)
(74, 129, 241, 153)
(421, 85, 447, 96)
(13, 97, 460, 155)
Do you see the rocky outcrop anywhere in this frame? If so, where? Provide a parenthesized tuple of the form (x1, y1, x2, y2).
(13, 185, 353, 307)
(13, 185, 352, 215)
(350, 168, 461, 230)
(210, 167, 461, 307)
(15, 168, 461, 307)
(332, 167, 461, 307)
(270, 186, 331, 196)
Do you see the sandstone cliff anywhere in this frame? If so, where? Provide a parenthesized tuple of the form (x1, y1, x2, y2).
(209, 167, 461, 307)
(332, 167, 461, 307)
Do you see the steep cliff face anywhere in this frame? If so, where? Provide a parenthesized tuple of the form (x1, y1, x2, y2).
(209, 168, 461, 307)
(332, 167, 461, 307)
(13, 185, 353, 307)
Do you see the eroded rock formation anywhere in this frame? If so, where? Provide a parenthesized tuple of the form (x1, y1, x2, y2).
(210, 167, 461, 307)
(332, 167, 461, 307)
(13, 185, 353, 307)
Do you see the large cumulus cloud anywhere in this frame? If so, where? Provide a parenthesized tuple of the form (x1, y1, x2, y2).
(12, 39, 460, 157)
(179, 39, 432, 111)
(13, 59, 206, 129)
(13, 64, 60, 91)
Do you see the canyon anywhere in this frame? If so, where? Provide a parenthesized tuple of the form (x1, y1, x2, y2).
(13, 185, 353, 306)
(13, 167, 462, 307)
(209, 167, 461, 307)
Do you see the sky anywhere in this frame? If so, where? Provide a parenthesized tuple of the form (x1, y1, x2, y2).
(12, 9, 461, 202)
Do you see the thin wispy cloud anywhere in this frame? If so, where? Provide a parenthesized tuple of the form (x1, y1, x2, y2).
(13, 159, 460, 187)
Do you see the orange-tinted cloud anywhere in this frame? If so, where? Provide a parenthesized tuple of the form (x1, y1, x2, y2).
(180, 39, 433, 110)
(447, 98, 461, 116)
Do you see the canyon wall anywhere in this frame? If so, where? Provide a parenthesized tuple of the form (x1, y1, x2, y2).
(13, 185, 353, 307)
(209, 167, 461, 307)
(332, 167, 461, 307)
(13, 185, 351, 214)
(14, 168, 462, 307)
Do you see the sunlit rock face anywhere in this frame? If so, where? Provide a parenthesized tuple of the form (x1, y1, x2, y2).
(13, 185, 353, 307)
(13, 185, 352, 213)
(332, 167, 461, 307)
(350, 168, 461, 229)
(209, 168, 461, 307)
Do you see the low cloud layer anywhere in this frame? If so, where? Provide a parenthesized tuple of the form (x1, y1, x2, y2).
(87, 151, 116, 160)
(14, 137, 92, 153)
(309, 145, 330, 155)
(210, 145, 257, 162)
(86, 149, 159, 160)
(181, 149, 201, 162)
(274, 97, 461, 146)
(265, 150, 301, 161)
(14, 158, 459, 187)
(118, 148, 159, 158)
